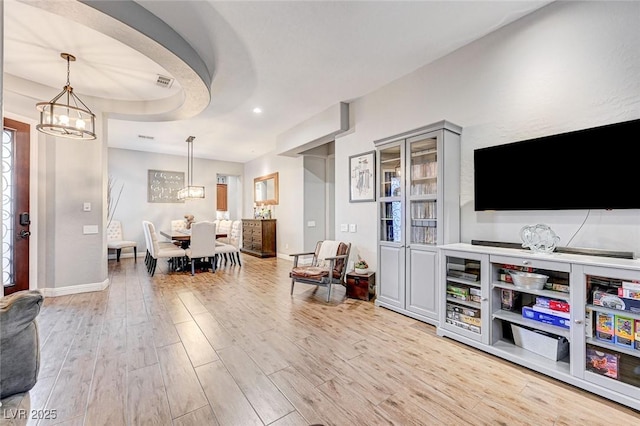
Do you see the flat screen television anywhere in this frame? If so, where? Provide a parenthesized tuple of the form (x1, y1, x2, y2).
(474, 118, 640, 211)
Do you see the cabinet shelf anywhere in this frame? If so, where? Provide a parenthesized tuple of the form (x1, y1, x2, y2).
(446, 276, 480, 288)
(587, 303, 640, 320)
(446, 296, 480, 310)
(411, 218, 437, 225)
(492, 281, 571, 302)
(586, 337, 640, 359)
(380, 157, 401, 164)
(492, 340, 571, 374)
(411, 149, 437, 157)
(492, 309, 571, 339)
(409, 194, 437, 201)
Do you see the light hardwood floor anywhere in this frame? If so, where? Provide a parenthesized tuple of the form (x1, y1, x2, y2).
(2, 255, 640, 425)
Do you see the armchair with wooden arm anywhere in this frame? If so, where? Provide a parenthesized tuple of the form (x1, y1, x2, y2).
(289, 240, 351, 302)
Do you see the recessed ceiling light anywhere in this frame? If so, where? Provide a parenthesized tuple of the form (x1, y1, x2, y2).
(253, 107, 262, 114)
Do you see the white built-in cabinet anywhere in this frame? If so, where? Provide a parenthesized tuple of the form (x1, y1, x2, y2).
(438, 243, 640, 411)
(374, 120, 461, 325)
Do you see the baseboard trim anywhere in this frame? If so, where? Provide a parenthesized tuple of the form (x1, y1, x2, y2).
(41, 278, 110, 297)
(277, 253, 293, 261)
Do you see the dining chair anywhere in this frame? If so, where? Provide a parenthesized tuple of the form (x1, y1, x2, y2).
(228, 220, 242, 265)
(107, 220, 137, 262)
(171, 219, 187, 232)
(143, 221, 186, 276)
(216, 219, 232, 244)
(185, 221, 217, 275)
(142, 220, 175, 270)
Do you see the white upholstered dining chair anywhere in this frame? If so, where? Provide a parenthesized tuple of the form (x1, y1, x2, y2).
(185, 221, 217, 275)
(107, 220, 137, 262)
(143, 220, 186, 276)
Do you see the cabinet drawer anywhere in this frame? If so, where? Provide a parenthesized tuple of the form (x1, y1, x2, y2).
(490, 254, 571, 273)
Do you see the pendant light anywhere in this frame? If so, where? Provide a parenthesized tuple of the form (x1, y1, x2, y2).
(177, 136, 205, 200)
(36, 53, 96, 140)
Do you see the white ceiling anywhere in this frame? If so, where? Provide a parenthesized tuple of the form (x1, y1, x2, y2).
(3, 0, 552, 163)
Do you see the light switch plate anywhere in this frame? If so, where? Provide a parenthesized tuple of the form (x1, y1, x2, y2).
(83, 202, 91, 212)
(307, 220, 316, 227)
(340, 224, 348, 232)
(349, 224, 357, 233)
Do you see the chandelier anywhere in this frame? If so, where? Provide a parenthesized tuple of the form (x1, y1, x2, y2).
(177, 136, 205, 200)
(36, 53, 96, 140)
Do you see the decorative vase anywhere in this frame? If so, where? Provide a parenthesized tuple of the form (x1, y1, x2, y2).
(355, 267, 368, 274)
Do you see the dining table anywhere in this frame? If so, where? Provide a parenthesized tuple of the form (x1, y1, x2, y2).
(160, 229, 227, 248)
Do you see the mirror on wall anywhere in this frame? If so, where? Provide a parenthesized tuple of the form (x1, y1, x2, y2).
(254, 172, 279, 205)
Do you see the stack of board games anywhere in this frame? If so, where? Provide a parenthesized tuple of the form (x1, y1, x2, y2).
(521, 297, 571, 329)
(445, 304, 481, 334)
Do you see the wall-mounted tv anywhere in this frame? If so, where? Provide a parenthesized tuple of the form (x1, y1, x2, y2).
(474, 118, 640, 211)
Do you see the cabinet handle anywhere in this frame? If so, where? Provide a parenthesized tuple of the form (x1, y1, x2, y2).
(522, 260, 531, 265)
(574, 319, 583, 325)
(481, 298, 488, 302)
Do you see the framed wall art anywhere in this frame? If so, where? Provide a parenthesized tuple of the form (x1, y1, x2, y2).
(349, 150, 375, 202)
(147, 169, 185, 203)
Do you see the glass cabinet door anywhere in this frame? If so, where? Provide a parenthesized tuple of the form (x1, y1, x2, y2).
(380, 201, 402, 242)
(379, 144, 402, 198)
(407, 135, 438, 245)
(378, 143, 403, 243)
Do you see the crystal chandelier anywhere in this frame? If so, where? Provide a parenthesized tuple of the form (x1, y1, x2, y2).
(177, 136, 205, 200)
(36, 53, 96, 140)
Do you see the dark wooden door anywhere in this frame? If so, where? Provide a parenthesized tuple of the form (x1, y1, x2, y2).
(3, 118, 30, 295)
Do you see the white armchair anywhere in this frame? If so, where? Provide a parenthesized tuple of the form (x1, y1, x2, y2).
(107, 220, 137, 262)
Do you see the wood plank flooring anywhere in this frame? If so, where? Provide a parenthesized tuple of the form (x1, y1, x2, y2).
(2, 255, 640, 425)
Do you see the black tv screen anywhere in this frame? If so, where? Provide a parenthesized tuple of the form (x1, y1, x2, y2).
(474, 118, 640, 211)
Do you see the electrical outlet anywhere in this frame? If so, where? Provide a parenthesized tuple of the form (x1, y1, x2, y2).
(340, 224, 348, 232)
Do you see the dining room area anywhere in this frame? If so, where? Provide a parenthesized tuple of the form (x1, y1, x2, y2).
(106, 145, 246, 271)
(149, 218, 242, 276)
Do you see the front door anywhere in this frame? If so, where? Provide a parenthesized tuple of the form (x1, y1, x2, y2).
(3, 118, 30, 295)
